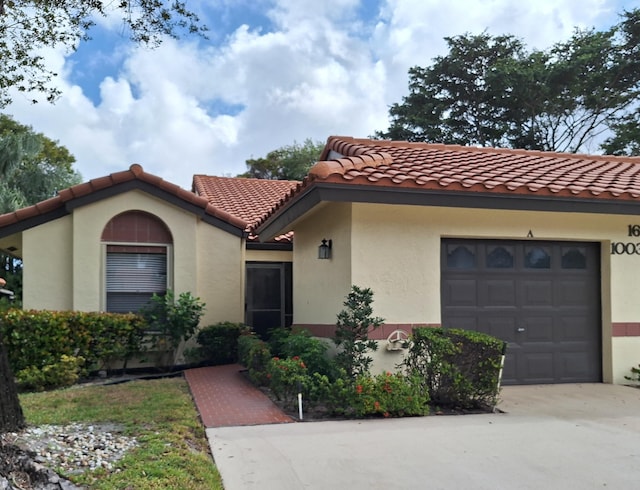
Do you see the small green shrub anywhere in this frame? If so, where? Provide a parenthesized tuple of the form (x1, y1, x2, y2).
(268, 328, 337, 380)
(196, 322, 247, 365)
(140, 290, 205, 352)
(349, 372, 430, 418)
(625, 364, 640, 383)
(237, 333, 271, 385)
(16, 355, 85, 392)
(403, 327, 505, 409)
(266, 356, 309, 408)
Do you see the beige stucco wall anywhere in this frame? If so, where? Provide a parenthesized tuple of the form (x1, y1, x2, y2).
(20, 190, 245, 328)
(292, 202, 353, 324)
(293, 201, 640, 384)
(195, 222, 244, 326)
(22, 215, 73, 310)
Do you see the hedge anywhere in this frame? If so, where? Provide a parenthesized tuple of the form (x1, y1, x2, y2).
(0, 309, 147, 373)
(402, 327, 506, 409)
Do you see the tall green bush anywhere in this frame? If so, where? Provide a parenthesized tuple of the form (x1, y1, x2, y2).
(333, 286, 384, 377)
(402, 327, 506, 409)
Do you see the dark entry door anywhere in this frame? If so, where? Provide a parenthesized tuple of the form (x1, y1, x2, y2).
(441, 239, 601, 385)
(245, 262, 292, 339)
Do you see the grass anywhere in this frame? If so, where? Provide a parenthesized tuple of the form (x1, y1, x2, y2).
(18, 377, 224, 490)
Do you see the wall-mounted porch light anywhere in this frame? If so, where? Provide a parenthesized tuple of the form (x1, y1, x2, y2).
(318, 239, 332, 259)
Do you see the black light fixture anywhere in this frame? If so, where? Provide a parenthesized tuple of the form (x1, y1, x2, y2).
(318, 238, 332, 259)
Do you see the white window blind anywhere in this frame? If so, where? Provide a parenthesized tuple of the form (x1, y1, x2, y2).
(106, 251, 167, 313)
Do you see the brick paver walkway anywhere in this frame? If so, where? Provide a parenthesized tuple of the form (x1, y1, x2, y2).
(184, 364, 293, 428)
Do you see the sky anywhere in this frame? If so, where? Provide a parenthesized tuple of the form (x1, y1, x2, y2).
(4, 0, 634, 190)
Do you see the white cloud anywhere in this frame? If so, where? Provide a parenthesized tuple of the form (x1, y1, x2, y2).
(4, 0, 628, 189)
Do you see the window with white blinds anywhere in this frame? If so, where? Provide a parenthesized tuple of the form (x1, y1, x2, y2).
(106, 251, 167, 313)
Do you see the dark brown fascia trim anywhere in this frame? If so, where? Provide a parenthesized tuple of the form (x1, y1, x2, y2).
(246, 241, 293, 251)
(256, 183, 640, 240)
(0, 207, 69, 239)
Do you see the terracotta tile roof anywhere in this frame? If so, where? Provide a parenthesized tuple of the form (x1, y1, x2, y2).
(0, 164, 247, 233)
(310, 136, 640, 197)
(254, 136, 640, 232)
(192, 175, 300, 230)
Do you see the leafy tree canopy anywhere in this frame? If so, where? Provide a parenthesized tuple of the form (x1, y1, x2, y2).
(0, 113, 82, 300)
(239, 139, 324, 181)
(377, 9, 640, 155)
(0, 0, 207, 107)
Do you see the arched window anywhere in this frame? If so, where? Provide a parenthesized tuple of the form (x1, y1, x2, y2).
(102, 211, 173, 313)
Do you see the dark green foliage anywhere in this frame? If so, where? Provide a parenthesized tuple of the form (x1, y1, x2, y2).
(0, 1, 207, 107)
(195, 322, 248, 365)
(624, 364, 640, 383)
(333, 286, 384, 378)
(378, 9, 640, 155)
(268, 327, 337, 380)
(239, 138, 324, 180)
(237, 333, 272, 385)
(140, 290, 205, 352)
(402, 327, 506, 409)
(265, 356, 309, 409)
(0, 309, 147, 374)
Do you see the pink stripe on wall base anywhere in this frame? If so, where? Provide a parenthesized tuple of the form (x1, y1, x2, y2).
(294, 323, 441, 340)
(612, 323, 640, 337)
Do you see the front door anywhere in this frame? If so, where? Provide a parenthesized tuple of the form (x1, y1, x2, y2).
(245, 262, 292, 339)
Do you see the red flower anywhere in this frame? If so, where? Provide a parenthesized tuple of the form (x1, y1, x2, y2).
(383, 412, 390, 418)
(292, 356, 300, 361)
(374, 401, 381, 411)
(299, 362, 306, 369)
(356, 384, 363, 394)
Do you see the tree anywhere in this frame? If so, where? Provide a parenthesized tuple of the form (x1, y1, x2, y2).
(0, 0, 207, 107)
(377, 9, 640, 154)
(0, 330, 24, 432)
(0, 115, 80, 432)
(0, 114, 82, 301)
(240, 139, 324, 181)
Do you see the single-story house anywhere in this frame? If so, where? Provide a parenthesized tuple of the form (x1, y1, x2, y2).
(1, 136, 639, 385)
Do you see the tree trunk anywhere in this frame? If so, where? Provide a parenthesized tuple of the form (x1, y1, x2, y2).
(0, 331, 24, 433)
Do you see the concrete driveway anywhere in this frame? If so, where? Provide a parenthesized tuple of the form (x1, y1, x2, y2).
(207, 384, 640, 490)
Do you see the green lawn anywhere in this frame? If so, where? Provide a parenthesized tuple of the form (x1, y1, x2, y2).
(19, 377, 224, 490)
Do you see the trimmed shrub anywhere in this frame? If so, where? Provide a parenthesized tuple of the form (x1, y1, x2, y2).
(268, 327, 337, 380)
(265, 356, 309, 408)
(16, 354, 85, 392)
(402, 327, 506, 409)
(0, 309, 147, 374)
(196, 322, 247, 365)
(349, 372, 430, 418)
(237, 333, 271, 385)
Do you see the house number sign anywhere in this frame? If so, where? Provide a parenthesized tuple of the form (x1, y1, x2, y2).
(610, 225, 640, 255)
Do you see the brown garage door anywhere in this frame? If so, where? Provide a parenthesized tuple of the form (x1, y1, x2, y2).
(441, 239, 601, 385)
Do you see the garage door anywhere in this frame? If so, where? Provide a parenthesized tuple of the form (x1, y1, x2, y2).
(441, 239, 601, 385)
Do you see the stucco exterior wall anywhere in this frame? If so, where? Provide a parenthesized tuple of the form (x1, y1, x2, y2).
(22, 215, 73, 310)
(292, 202, 352, 325)
(294, 201, 640, 384)
(196, 222, 244, 325)
(71, 190, 200, 312)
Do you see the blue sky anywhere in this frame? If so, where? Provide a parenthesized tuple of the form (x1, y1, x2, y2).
(5, 0, 634, 189)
